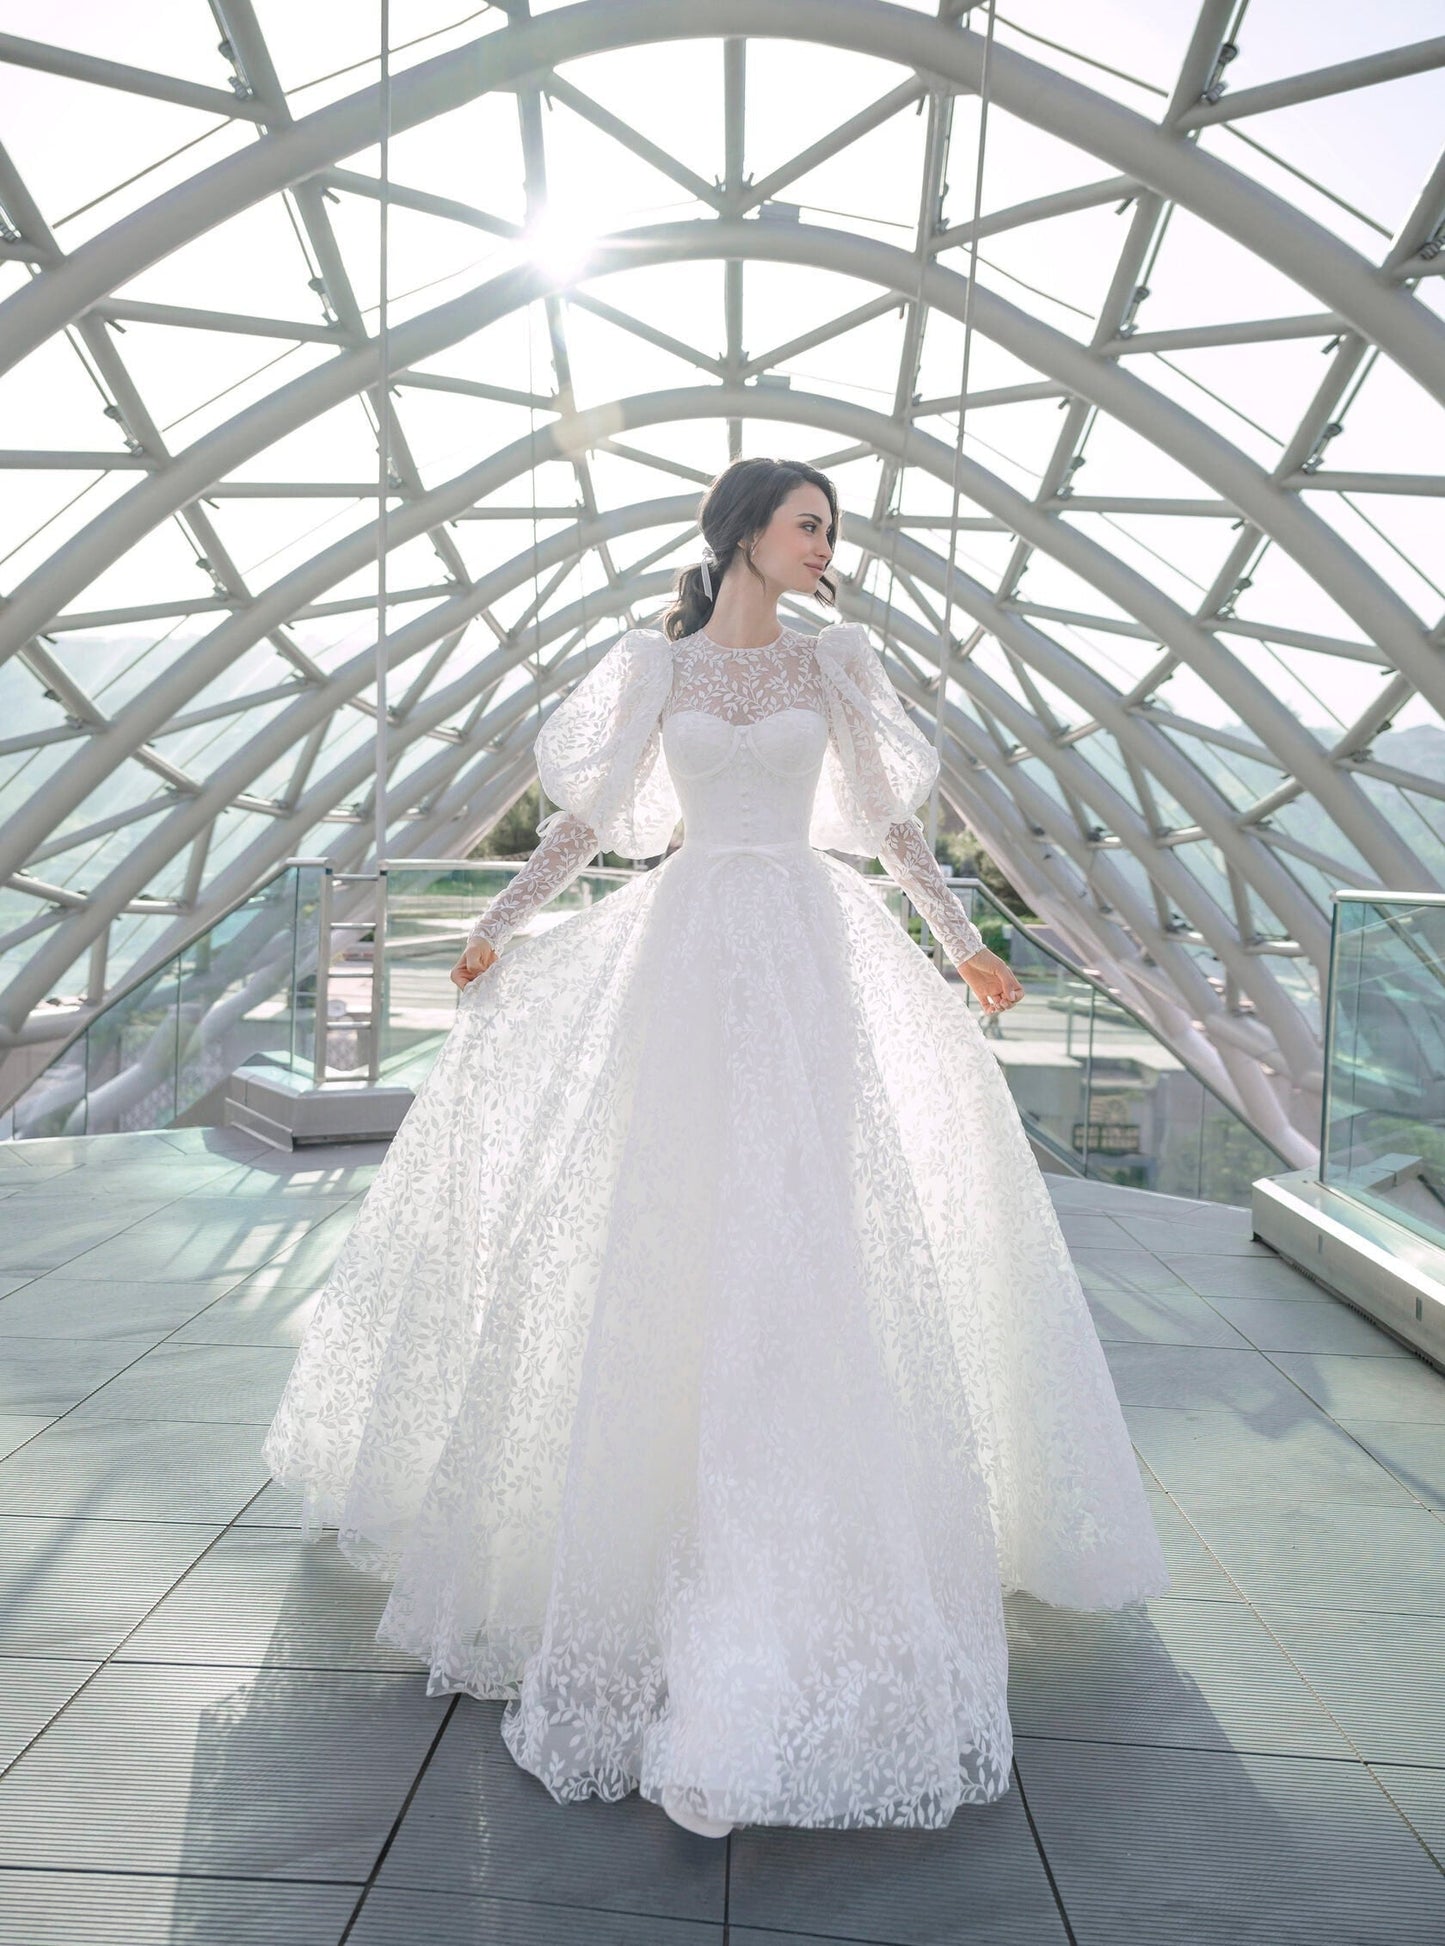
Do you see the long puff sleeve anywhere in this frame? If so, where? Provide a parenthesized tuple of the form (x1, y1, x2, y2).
(814, 620, 987, 966)
(467, 626, 677, 952)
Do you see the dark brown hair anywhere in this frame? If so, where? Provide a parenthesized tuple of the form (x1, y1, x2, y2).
(661, 456, 840, 641)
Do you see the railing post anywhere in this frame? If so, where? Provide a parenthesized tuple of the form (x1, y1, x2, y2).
(366, 866, 389, 1088)
(312, 867, 333, 1090)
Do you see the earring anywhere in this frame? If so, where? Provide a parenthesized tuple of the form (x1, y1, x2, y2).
(700, 557, 714, 599)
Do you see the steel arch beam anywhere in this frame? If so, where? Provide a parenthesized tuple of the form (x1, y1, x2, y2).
(0, 216, 1433, 905)
(16, 523, 1315, 1146)
(866, 576, 1321, 1076)
(169, 552, 1310, 1133)
(2, 0, 1443, 405)
(0, 381, 1351, 995)
(0, 344, 1423, 910)
(909, 708, 1312, 1160)
(29, 492, 1319, 1097)
(0, 388, 1381, 1041)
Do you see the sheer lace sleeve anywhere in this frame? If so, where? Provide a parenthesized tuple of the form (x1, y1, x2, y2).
(878, 816, 987, 966)
(466, 626, 677, 952)
(467, 809, 602, 952)
(813, 620, 987, 966)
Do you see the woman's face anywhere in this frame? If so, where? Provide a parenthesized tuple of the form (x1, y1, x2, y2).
(741, 483, 834, 596)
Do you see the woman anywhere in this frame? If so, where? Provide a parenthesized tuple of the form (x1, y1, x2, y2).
(263, 456, 1169, 1839)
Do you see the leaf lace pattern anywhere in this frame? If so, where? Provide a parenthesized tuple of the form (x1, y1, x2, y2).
(469, 622, 986, 963)
(263, 616, 1169, 1831)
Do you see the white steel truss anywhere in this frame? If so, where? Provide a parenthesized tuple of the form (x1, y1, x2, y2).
(0, 0, 1442, 1158)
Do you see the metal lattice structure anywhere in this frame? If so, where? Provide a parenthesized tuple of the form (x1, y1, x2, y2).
(1, 1, 1444, 1159)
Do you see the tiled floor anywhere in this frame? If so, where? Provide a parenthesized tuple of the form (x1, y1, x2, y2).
(0, 1127, 1442, 1944)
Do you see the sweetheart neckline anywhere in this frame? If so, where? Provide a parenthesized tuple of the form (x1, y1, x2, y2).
(662, 705, 827, 731)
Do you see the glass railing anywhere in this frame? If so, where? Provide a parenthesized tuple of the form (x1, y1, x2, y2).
(370, 861, 1282, 1203)
(919, 878, 1282, 1202)
(2, 851, 1285, 1204)
(376, 858, 639, 1083)
(1, 861, 329, 1140)
(1320, 890, 1445, 1250)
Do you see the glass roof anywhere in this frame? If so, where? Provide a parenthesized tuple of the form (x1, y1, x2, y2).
(1, 0, 1443, 1161)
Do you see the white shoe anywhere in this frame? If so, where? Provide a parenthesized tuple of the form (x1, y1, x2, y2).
(661, 1787, 734, 1838)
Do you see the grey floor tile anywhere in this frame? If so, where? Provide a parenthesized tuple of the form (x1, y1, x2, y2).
(7, 1132, 220, 1167)
(65, 1341, 296, 1425)
(0, 1272, 32, 1300)
(1056, 1215, 1132, 1251)
(1071, 1248, 1204, 1295)
(1163, 1254, 1325, 1300)
(0, 1872, 356, 1946)
(0, 1333, 162, 1414)
(1, 1202, 176, 1275)
(378, 1700, 726, 1922)
(1174, 1494, 1445, 1613)
(0, 1657, 99, 1767)
(1005, 1591, 1352, 1758)
(258, 1211, 358, 1283)
(350, 1887, 725, 1945)
(1266, 1351, 1445, 1426)
(0, 1415, 49, 1460)
(1142, 1489, 1244, 1602)
(0, 1273, 244, 1340)
(1015, 1738, 1445, 1945)
(1124, 1402, 1418, 1506)
(0, 1663, 447, 1880)
(1086, 1280, 1251, 1349)
(183, 1165, 374, 1201)
(1368, 1765, 1445, 1873)
(233, 1477, 305, 1527)
(172, 1278, 321, 1347)
(1104, 1343, 1308, 1413)
(729, 1935, 918, 1946)
(54, 1198, 330, 1283)
(118, 1527, 419, 1672)
(0, 1514, 219, 1656)
(727, 1789, 1069, 1945)
(1253, 1601, 1445, 1766)
(1335, 1417, 1445, 1508)
(1112, 1212, 1265, 1256)
(0, 1163, 237, 1205)
(219, 1259, 327, 1299)
(0, 1417, 268, 1522)
(1210, 1296, 1414, 1357)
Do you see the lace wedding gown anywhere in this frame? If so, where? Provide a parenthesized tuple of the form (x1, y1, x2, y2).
(262, 617, 1169, 1830)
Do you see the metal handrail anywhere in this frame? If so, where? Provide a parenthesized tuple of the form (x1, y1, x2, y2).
(4, 855, 333, 1084)
(8, 849, 1287, 1180)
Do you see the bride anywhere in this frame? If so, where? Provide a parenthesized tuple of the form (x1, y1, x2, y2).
(262, 455, 1169, 1839)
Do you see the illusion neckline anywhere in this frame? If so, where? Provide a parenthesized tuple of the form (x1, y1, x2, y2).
(692, 625, 791, 654)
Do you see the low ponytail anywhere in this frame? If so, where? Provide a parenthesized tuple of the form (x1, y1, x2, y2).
(663, 558, 720, 642)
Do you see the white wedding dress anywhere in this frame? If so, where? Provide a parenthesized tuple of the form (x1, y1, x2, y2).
(262, 618, 1169, 1831)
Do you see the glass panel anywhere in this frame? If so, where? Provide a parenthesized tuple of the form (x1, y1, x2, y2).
(7, 1033, 89, 1141)
(1322, 895, 1445, 1250)
(79, 958, 181, 1136)
(376, 859, 647, 1085)
(956, 879, 1286, 1204)
(291, 865, 329, 1083)
(173, 864, 312, 1120)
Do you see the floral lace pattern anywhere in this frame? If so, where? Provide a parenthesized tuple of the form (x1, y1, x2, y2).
(468, 623, 986, 965)
(262, 615, 1170, 1832)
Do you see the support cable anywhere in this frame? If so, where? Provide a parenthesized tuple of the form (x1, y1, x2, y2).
(930, 0, 997, 860)
(373, 0, 392, 878)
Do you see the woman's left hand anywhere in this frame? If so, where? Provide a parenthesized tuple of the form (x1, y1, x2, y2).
(957, 947, 1024, 1015)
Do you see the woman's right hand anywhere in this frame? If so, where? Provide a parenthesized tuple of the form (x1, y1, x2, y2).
(450, 937, 499, 990)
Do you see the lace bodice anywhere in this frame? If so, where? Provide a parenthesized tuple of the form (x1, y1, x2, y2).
(467, 621, 987, 967)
